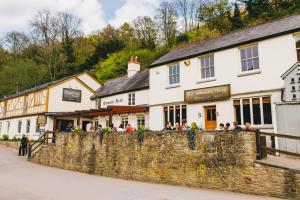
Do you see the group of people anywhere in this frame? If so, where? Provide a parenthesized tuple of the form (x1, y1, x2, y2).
(86, 122, 136, 133)
(164, 120, 255, 132)
(216, 121, 255, 131)
(18, 134, 29, 156)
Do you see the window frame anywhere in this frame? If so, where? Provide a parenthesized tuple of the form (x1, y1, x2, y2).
(121, 116, 128, 129)
(163, 104, 187, 126)
(26, 120, 31, 133)
(137, 115, 145, 128)
(240, 44, 260, 72)
(233, 96, 273, 126)
(168, 63, 180, 85)
(18, 120, 22, 134)
(7, 121, 10, 133)
(128, 93, 136, 106)
(200, 54, 215, 79)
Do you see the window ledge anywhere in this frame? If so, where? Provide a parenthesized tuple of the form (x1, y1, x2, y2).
(237, 69, 261, 77)
(165, 84, 181, 89)
(197, 77, 216, 84)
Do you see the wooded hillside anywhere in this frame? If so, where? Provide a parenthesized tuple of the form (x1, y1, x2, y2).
(0, 0, 299, 98)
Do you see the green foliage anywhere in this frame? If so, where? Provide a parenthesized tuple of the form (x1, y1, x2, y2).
(2, 134, 9, 141)
(11, 135, 18, 141)
(95, 48, 168, 83)
(230, 2, 244, 30)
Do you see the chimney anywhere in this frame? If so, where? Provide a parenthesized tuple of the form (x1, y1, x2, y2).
(127, 56, 140, 77)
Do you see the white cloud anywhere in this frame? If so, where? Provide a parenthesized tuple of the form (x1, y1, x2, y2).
(109, 0, 160, 27)
(0, 0, 106, 35)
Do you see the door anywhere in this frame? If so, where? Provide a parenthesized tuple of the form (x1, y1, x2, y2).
(205, 106, 217, 130)
(82, 121, 91, 131)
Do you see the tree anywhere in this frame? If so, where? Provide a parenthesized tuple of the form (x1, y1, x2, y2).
(4, 31, 30, 59)
(133, 16, 157, 49)
(175, 0, 200, 32)
(156, 2, 178, 47)
(230, 2, 244, 30)
(198, 0, 232, 34)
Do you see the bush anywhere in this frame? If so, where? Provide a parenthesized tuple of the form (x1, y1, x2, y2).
(11, 136, 18, 141)
(2, 134, 9, 141)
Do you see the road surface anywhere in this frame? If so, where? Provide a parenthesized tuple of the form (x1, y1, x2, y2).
(0, 146, 281, 200)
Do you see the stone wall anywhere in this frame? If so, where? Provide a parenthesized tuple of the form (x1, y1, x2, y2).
(32, 131, 300, 199)
(0, 141, 19, 149)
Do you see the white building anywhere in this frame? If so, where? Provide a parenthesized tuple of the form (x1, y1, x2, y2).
(148, 14, 300, 132)
(0, 72, 101, 139)
(90, 57, 149, 130)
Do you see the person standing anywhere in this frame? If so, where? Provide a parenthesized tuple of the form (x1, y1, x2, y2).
(18, 134, 27, 156)
(24, 135, 29, 155)
(126, 124, 134, 132)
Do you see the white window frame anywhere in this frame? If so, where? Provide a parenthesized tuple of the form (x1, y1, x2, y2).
(95, 99, 101, 109)
(164, 104, 187, 126)
(234, 96, 273, 127)
(128, 93, 135, 106)
(168, 63, 180, 85)
(26, 120, 30, 133)
(121, 116, 128, 129)
(240, 44, 259, 72)
(137, 115, 145, 128)
(296, 35, 300, 61)
(200, 54, 215, 79)
(7, 121, 10, 133)
(18, 120, 22, 134)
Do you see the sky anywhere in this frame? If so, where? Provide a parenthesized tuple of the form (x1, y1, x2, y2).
(0, 0, 161, 36)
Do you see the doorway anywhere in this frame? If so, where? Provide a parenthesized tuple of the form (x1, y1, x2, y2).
(56, 120, 74, 132)
(82, 121, 91, 131)
(204, 106, 217, 130)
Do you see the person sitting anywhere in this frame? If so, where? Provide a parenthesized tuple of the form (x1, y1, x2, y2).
(233, 121, 242, 130)
(224, 122, 230, 131)
(117, 124, 125, 132)
(164, 122, 174, 131)
(175, 123, 181, 131)
(181, 119, 188, 131)
(126, 124, 134, 132)
(245, 122, 256, 131)
(216, 123, 225, 130)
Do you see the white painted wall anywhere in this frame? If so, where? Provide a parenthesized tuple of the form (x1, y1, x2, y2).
(96, 89, 149, 108)
(149, 34, 298, 131)
(48, 78, 95, 112)
(0, 115, 40, 139)
(77, 73, 101, 92)
(97, 112, 149, 130)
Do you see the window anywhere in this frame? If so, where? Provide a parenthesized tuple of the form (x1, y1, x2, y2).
(18, 120, 22, 133)
(95, 99, 101, 109)
(105, 119, 110, 128)
(163, 105, 187, 126)
(137, 116, 145, 128)
(36, 123, 40, 133)
(7, 121, 10, 133)
(121, 117, 128, 129)
(169, 63, 180, 85)
(291, 78, 295, 84)
(296, 35, 300, 61)
(128, 93, 135, 105)
(201, 54, 215, 79)
(26, 120, 30, 133)
(240, 45, 259, 72)
(0, 122, 2, 133)
(234, 97, 272, 125)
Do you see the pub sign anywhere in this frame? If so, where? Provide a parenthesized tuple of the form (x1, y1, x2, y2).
(184, 84, 231, 103)
(62, 88, 82, 102)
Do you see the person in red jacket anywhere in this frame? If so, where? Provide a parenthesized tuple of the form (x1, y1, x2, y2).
(126, 124, 135, 132)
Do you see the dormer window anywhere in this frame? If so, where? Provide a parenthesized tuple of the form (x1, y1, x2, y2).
(292, 86, 296, 92)
(291, 78, 295, 84)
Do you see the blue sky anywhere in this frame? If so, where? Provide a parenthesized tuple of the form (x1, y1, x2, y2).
(0, 0, 161, 36)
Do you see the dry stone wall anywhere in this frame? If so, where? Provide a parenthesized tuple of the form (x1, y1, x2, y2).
(32, 131, 300, 199)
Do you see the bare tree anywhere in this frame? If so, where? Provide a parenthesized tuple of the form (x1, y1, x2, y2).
(156, 2, 177, 46)
(175, 0, 202, 32)
(4, 31, 30, 59)
(133, 16, 157, 49)
(57, 12, 82, 43)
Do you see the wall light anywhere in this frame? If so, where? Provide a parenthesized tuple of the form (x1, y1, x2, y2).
(184, 60, 191, 66)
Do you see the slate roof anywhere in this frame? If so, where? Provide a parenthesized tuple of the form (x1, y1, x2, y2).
(91, 70, 149, 99)
(1, 74, 79, 101)
(150, 14, 300, 67)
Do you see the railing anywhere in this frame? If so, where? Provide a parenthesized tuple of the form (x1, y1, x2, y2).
(256, 130, 300, 160)
(28, 131, 56, 160)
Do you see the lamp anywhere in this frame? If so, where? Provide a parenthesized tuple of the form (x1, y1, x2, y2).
(184, 60, 191, 66)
